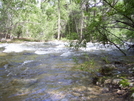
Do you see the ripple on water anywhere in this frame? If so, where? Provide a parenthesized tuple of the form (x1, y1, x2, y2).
(0, 41, 127, 101)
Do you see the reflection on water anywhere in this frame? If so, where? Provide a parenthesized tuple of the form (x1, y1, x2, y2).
(0, 41, 126, 101)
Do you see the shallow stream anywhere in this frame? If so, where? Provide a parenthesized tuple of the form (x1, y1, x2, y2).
(0, 41, 132, 101)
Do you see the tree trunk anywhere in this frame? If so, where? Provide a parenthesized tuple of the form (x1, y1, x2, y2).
(80, 11, 84, 41)
(57, 0, 61, 40)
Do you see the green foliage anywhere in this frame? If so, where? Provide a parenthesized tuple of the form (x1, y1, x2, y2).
(0, 0, 134, 46)
(130, 87, 134, 92)
(101, 56, 110, 64)
(67, 32, 79, 40)
(72, 56, 79, 64)
(73, 54, 99, 74)
(78, 59, 99, 75)
(119, 78, 130, 87)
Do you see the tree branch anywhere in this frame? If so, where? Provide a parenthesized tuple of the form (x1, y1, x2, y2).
(116, 20, 134, 28)
(106, 26, 134, 31)
(101, 26, 131, 46)
(103, 0, 134, 24)
(96, 27, 127, 56)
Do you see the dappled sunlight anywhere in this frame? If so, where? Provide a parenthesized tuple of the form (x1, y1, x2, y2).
(47, 90, 66, 100)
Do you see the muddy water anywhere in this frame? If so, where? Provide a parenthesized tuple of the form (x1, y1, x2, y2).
(0, 41, 127, 101)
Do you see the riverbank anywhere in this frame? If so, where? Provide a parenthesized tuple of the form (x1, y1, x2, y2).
(90, 55, 134, 101)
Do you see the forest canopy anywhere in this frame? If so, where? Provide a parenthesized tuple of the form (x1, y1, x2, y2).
(0, 0, 134, 50)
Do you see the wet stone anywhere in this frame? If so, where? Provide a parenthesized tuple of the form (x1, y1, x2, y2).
(129, 83, 133, 87)
(131, 93, 134, 98)
(72, 92, 81, 97)
(112, 79, 122, 85)
(100, 64, 116, 76)
(117, 90, 126, 95)
(102, 87, 109, 93)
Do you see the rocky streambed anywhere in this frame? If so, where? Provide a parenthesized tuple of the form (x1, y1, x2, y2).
(0, 41, 134, 101)
(91, 55, 134, 101)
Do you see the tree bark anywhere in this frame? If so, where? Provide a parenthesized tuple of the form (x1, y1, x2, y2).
(80, 11, 84, 41)
(57, 0, 61, 40)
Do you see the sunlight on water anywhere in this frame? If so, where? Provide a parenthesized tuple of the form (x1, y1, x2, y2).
(0, 41, 130, 101)
(0, 41, 126, 56)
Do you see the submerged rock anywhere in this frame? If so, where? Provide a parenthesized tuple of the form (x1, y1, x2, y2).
(11, 78, 38, 86)
(117, 89, 126, 95)
(100, 64, 117, 76)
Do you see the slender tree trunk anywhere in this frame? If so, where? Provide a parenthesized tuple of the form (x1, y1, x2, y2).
(57, 0, 61, 40)
(80, 11, 84, 41)
(74, 19, 78, 34)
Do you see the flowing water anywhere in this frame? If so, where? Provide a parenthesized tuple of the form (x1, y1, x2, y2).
(0, 41, 131, 101)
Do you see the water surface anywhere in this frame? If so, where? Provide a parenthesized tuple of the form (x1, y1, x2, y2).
(0, 41, 126, 101)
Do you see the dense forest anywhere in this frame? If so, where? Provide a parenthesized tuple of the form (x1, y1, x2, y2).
(0, 0, 134, 45)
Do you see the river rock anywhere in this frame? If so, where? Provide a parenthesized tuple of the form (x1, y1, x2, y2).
(117, 90, 126, 95)
(0, 38, 6, 42)
(72, 92, 81, 97)
(11, 78, 38, 86)
(131, 93, 134, 98)
(100, 64, 116, 76)
(129, 83, 133, 87)
(102, 87, 109, 93)
(104, 79, 112, 84)
(112, 79, 122, 85)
